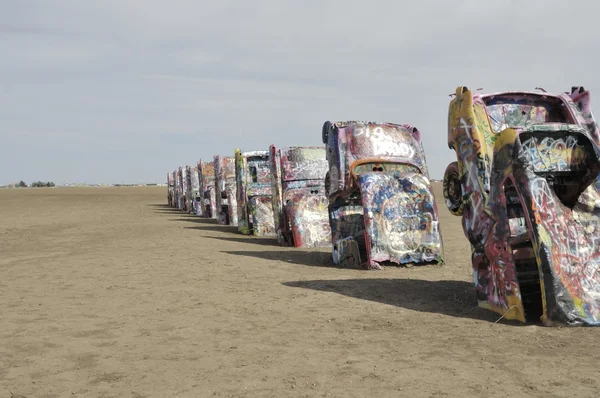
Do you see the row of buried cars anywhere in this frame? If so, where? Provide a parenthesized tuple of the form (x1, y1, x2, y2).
(167, 86, 600, 327)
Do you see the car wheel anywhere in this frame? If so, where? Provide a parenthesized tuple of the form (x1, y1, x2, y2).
(443, 161, 464, 216)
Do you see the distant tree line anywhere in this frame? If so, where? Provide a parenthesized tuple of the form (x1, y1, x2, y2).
(13, 181, 56, 188)
(31, 181, 56, 187)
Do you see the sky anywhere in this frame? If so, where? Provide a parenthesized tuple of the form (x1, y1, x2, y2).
(2, 0, 600, 185)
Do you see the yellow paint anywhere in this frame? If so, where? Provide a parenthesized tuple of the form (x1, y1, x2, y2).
(480, 295, 526, 323)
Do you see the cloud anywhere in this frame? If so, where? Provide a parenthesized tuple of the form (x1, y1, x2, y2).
(1, 0, 600, 185)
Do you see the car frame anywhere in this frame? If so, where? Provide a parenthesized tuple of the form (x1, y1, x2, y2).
(167, 171, 176, 207)
(269, 145, 331, 247)
(185, 165, 194, 214)
(235, 149, 276, 236)
(322, 120, 444, 270)
(213, 155, 238, 226)
(176, 167, 185, 211)
(198, 160, 217, 218)
(443, 85, 600, 325)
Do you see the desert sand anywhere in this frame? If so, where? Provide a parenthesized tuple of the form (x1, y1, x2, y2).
(1, 185, 598, 397)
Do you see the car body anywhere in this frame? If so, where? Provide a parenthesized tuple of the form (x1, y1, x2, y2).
(235, 149, 276, 236)
(214, 155, 238, 226)
(269, 145, 331, 247)
(322, 121, 444, 270)
(184, 165, 195, 213)
(198, 161, 217, 218)
(167, 171, 175, 207)
(443, 85, 600, 325)
(190, 165, 201, 215)
(176, 167, 185, 211)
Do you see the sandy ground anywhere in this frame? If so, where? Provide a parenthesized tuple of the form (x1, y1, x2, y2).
(1, 185, 599, 398)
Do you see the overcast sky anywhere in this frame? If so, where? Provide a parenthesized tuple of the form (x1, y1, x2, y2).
(2, 0, 600, 185)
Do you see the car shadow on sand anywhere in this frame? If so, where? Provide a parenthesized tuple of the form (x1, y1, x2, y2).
(223, 249, 336, 266)
(152, 208, 183, 213)
(171, 217, 218, 224)
(207, 236, 281, 246)
(283, 278, 506, 323)
(183, 224, 240, 233)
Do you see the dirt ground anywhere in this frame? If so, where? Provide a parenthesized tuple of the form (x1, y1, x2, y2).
(1, 185, 599, 398)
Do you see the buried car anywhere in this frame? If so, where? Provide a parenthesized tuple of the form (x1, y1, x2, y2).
(176, 167, 185, 211)
(185, 165, 195, 214)
(167, 171, 176, 207)
(443, 85, 600, 325)
(214, 155, 238, 226)
(269, 145, 331, 247)
(235, 149, 276, 236)
(198, 160, 217, 218)
(181, 166, 190, 212)
(190, 165, 201, 215)
(322, 121, 444, 270)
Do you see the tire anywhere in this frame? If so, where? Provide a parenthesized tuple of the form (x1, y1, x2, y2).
(322, 121, 332, 144)
(443, 161, 464, 216)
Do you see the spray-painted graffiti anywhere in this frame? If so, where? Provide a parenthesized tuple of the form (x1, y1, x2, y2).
(322, 120, 444, 270)
(214, 155, 238, 226)
(521, 135, 587, 172)
(167, 171, 176, 207)
(444, 85, 600, 325)
(178, 166, 188, 212)
(184, 165, 194, 214)
(360, 172, 442, 264)
(235, 150, 274, 235)
(270, 145, 331, 247)
(198, 161, 217, 219)
(190, 165, 201, 215)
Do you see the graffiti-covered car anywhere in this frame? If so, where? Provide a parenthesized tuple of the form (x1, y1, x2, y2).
(190, 165, 201, 215)
(176, 167, 185, 211)
(182, 166, 191, 212)
(322, 121, 444, 270)
(167, 171, 176, 207)
(214, 155, 238, 226)
(444, 85, 600, 325)
(235, 149, 276, 236)
(184, 165, 195, 213)
(199, 160, 216, 218)
(270, 145, 331, 247)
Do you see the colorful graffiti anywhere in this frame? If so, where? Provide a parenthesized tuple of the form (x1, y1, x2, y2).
(521, 134, 587, 173)
(190, 165, 201, 215)
(445, 86, 600, 325)
(176, 167, 185, 211)
(184, 165, 194, 214)
(235, 149, 275, 236)
(199, 161, 217, 219)
(323, 121, 444, 270)
(167, 171, 175, 207)
(270, 145, 331, 247)
(359, 172, 442, 265)
(214, 155, 238, 226)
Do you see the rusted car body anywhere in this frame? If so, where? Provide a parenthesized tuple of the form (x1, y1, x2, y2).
(443, 86, 600, 325)
(214, 155, 238, 226)
(176, 167, 185, 211)
(167, 171, 175, 207)
(269, 145, 331, 247)
(198, 161, 217, 218)
(190, 165, 201, 215)
(184, 165, 194, 213)
(235, 149, 275, 236)
(322, 121, 444, 270)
